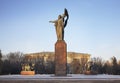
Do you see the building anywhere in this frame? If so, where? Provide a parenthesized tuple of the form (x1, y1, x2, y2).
(25, 52, 90, 62)
(25, 52, 90, 74)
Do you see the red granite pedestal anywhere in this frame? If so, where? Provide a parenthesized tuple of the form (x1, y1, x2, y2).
(55, 40, 67, 76)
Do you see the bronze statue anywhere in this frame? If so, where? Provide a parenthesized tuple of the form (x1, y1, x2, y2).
(49, 8, 69, 40)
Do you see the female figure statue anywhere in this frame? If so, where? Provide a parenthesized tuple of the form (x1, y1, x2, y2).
(49, 8, 69, 40)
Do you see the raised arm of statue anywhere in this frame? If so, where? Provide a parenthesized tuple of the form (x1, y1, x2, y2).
(61, 14, 66, 18)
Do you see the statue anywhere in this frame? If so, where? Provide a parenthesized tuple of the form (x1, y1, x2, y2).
(21, 63, 35, 75)
(24, 64, 31, 71)
(22, 63, 35, 71)
(84, 61, 98, 75)
(49, 8, 69, 40)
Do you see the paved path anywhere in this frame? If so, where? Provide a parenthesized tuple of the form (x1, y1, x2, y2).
(0, 74, 120, 80)
(0, 74, 120, 83)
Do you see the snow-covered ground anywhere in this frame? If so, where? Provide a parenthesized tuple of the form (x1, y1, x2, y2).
(0, 74, 120, 80)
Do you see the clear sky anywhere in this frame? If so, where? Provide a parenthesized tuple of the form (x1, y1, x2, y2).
(0, 0, 120, 60)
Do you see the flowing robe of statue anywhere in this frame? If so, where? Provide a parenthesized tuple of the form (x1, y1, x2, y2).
(49, 8, 69, 40)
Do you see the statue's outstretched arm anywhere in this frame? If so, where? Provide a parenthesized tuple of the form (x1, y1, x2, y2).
(49, 20, 57, 23)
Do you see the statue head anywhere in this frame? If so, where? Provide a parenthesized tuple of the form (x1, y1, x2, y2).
(58, 15, 62, 19)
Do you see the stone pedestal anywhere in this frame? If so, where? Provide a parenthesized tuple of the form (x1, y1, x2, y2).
(20, 71, 35, 75)
(55, 40, 67, 76)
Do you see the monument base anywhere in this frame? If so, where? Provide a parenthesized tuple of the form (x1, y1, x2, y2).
(20, 71, 35, 75)
(55, 40, 67, 76)
(84, 70, 98, 75)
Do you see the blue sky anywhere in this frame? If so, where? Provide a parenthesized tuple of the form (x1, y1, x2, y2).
(0, 0, 120, 60)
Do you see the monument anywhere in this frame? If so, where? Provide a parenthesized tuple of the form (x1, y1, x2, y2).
(84, 60, 98, 75)
(49, 8, 69, 76)
(20, 63, 35, 75)
(0, 8, 120, 83)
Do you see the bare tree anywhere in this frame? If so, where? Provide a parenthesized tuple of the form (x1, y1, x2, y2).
(2, 52, 24, 74)
(111, 56, 118, 75)
(91, 57, 104, 74)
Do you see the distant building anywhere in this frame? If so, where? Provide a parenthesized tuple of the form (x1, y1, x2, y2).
(25, 52, 90, 74)
(25, 52, 90, 63)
